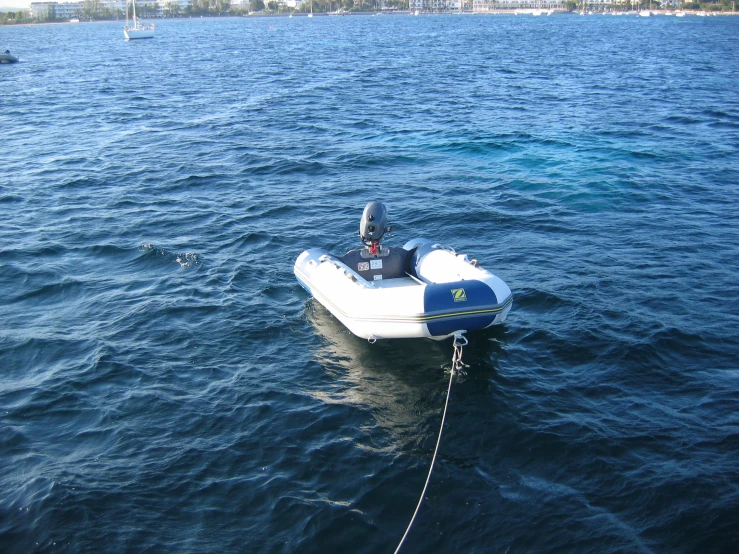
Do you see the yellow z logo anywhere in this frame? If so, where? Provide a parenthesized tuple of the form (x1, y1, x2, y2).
(451, 288, 467, 302)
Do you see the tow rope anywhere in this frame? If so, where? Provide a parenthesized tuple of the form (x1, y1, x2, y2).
(394, 333, 469, 554)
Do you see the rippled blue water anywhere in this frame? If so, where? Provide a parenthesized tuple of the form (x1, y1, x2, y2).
(2, 13, 739, 553)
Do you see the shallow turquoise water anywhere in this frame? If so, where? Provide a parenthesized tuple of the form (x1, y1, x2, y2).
(1, 14, 738, 553)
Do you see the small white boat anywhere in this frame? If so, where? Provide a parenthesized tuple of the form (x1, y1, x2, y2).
(639, 10, 651, 17)
(294, 202, 513, 341)
(1, 50, 18, 63)
(124, 0, 155, 40)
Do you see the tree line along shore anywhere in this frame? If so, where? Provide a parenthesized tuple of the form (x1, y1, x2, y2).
(2, 1, 737, 25)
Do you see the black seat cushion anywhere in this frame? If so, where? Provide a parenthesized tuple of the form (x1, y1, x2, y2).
(339, 247, 410, 281)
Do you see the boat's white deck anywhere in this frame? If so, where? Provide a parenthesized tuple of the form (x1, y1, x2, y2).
(370, 276, 422, 289)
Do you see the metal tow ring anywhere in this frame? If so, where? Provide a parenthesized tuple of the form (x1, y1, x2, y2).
(452, 333, 470, 374)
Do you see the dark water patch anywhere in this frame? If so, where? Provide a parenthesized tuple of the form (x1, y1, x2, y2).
(171, 173, 226, 187)
(86, 243, 137, 259)
(434, 137, 523, 155)
(0, 425, 30, 457)
(708, 120, 739, 130)
(334, 152, 421, 170)
(512, 287, 574, 314)
(241, 158, 329, 176)
(702, 108, 739, 122)
(11, 277, 85, 304)
(628, 150, 660, 160)
(0, 194, 25, 205)
(664, 114, 704, 125)
(613, 326, 738, 381)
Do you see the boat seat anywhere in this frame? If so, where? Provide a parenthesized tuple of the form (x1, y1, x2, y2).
(339, 246, 411, 282)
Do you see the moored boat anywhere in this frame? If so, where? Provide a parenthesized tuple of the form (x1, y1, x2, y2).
(0, 50, 18, 64)
(294, 202, 513, 341)
(124, 0, 155, 40)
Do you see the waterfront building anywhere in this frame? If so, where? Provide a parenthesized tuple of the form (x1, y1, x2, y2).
(29, 0, 191, 19)
(471, 0, 566, 10)
(469, 0, 681, 10)
(54, 1, 84, 18)
(409, 0, 462, 10)
(408, 0, 572, 10)
(29, 2, 58, 19)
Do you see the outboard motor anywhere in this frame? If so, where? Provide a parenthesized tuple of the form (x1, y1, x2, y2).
(338, 202, 407, 280)
(360, 202, 392, 254)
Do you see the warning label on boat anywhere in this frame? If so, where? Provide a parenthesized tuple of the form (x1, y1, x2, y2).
(370, 259, 383, 269)
(358, 262, 370, 271)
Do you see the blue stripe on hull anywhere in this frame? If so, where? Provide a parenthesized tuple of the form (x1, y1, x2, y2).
(426, 312, 497, 337)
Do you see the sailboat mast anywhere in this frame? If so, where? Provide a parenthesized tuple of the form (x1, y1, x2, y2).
(132, 0, 137, 23)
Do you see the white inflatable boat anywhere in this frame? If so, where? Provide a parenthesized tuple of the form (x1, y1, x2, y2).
(294, 202, 513, 341)
(0, 51, 19, 64)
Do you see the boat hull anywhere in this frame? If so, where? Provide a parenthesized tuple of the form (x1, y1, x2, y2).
(124, 27, 155, 40)
(0, 54, 19, 64)
(295, 239, 512, 340)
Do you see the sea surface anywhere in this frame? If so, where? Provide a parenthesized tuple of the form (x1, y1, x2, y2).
(2, 12, 739, 553)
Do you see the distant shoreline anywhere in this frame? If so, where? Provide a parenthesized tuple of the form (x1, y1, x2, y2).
(3, 9, 739, 27)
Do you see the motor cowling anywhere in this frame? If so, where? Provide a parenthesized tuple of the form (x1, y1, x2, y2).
(359, 202, 391, 246)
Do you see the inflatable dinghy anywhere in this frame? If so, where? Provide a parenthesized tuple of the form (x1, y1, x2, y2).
(0, 51, 19, 64)
(294, 202, 513, 341)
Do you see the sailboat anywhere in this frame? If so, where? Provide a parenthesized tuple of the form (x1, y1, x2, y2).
(124, 0, 155, 40)
(308, 0, 313, 17)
